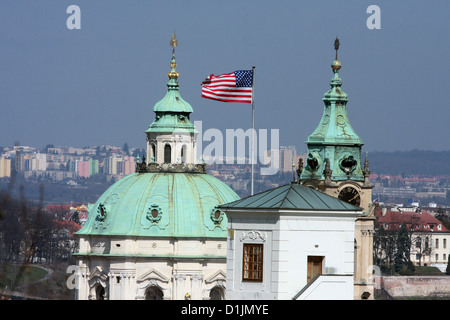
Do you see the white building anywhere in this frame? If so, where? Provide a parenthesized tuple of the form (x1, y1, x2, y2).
(220, 183, 363, 300)
(31, 153, 47, 171)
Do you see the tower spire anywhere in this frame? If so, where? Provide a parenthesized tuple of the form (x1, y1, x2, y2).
(144, 33, 199, 169)
(300, 37, 364, 183)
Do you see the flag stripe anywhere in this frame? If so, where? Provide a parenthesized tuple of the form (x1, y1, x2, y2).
(201, 70, 253, 104)
(201, 94, 252, 103)
(201, 92, 252, 101)
(201, 89, 252, 98)
(202, 88, 252, 95)
(202, 91, 253, 98)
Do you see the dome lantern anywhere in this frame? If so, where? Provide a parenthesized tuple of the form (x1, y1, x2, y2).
(144, 34, 198, 168)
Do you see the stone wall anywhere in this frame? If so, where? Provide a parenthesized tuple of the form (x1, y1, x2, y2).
(380, 276, 450, 298)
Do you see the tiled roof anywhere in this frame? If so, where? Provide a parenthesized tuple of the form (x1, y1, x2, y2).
(219, 183, 362, 212)
(375, 209, 450, 233)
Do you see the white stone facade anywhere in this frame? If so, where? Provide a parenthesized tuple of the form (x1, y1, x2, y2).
(75, 236, 227, 300)
(146, 132, 198, 165)
(225, 210, 359, 300)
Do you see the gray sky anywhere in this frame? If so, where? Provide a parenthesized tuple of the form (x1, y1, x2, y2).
(0, 1, 449, 153)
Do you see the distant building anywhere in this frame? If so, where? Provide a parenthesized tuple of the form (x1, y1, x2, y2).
(375, 208, 450, 272)
(123, 156, 135, 175)
(279, 146, 296, 173)
(32, 153, 47, 171)
(0, 157, 11, 178)
(78, 161, 90, 179)
(264, 145, 297, 173)
(89, 158, 99, 176)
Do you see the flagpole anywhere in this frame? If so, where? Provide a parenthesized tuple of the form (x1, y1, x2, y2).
(251, 66, 255, 196)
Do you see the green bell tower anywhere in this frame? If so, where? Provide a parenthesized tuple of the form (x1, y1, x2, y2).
(299, 38, 371, 210)
(302, 54, 364, 180)
(298, 38, 375, 300)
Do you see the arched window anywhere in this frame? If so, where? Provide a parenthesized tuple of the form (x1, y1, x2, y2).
(145, 286, 163, 300)
(95, 285, 105, 300)
(151, 144, 156, 162)
(181, 145, 187, 163)
(209, 287, 224, 300)
(164, 144, 171, 163)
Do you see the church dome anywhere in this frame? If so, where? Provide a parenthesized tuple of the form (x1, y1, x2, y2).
(76, 172, 239, 238)
(76, 33, 240, 240)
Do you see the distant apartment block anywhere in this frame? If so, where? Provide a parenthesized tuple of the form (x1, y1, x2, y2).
(77, 158, 100, 178)
(0, 157, 11, 178)
(78, 160, 90, 179)
(89, 158, 99, 176)
(104, 155, 136, 176)
(264, 145, 298, 173)
(373, 186, 416, 198)
(32, 153, 47, 171)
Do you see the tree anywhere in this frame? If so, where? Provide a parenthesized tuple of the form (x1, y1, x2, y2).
(435, 210, 450, 231)
(394, 223, 412, 274)
(373, 220, 397, 273)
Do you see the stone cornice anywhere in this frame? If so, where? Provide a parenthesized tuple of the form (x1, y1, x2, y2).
(136, 162, 206, 174)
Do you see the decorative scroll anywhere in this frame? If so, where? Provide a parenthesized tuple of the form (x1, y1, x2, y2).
(239, 230, 267, 242)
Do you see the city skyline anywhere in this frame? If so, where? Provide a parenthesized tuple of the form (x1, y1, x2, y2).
(1, 1, 449, 153)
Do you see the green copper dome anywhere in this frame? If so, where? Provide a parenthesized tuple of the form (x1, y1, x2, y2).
(76, 34, 240, 240)
(152, 72, 194, 114)
(76, 172, 239, 238)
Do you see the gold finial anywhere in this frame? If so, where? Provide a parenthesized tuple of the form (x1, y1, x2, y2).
(168, 33, 179, 79)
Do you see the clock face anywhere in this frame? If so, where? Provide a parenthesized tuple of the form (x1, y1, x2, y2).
(338, 186, 361, 206)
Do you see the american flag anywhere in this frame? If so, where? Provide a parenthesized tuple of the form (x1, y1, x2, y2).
(201, 70, 253, 103)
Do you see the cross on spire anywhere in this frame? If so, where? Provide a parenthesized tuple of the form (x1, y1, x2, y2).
(168, 33, 179, 81)
(334, 37, 340, 60)
(170, 33, 178, 59)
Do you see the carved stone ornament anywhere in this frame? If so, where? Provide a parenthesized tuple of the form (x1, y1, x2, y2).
(304, 151, 323, 175)
(239, 230, 267, 242)
(146, 204, 162, 223)
(324, 158, 332, 185)
(94, 203, 110, 230)
(136, 162, 206, 174)
(210, 207, 224, 225)
(97, 203, 107, 221)
(306, 153, 320, 172)
(339, 154, 357, 177)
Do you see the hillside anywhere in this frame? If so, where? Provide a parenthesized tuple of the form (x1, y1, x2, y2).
(368, 150, 450, 176)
